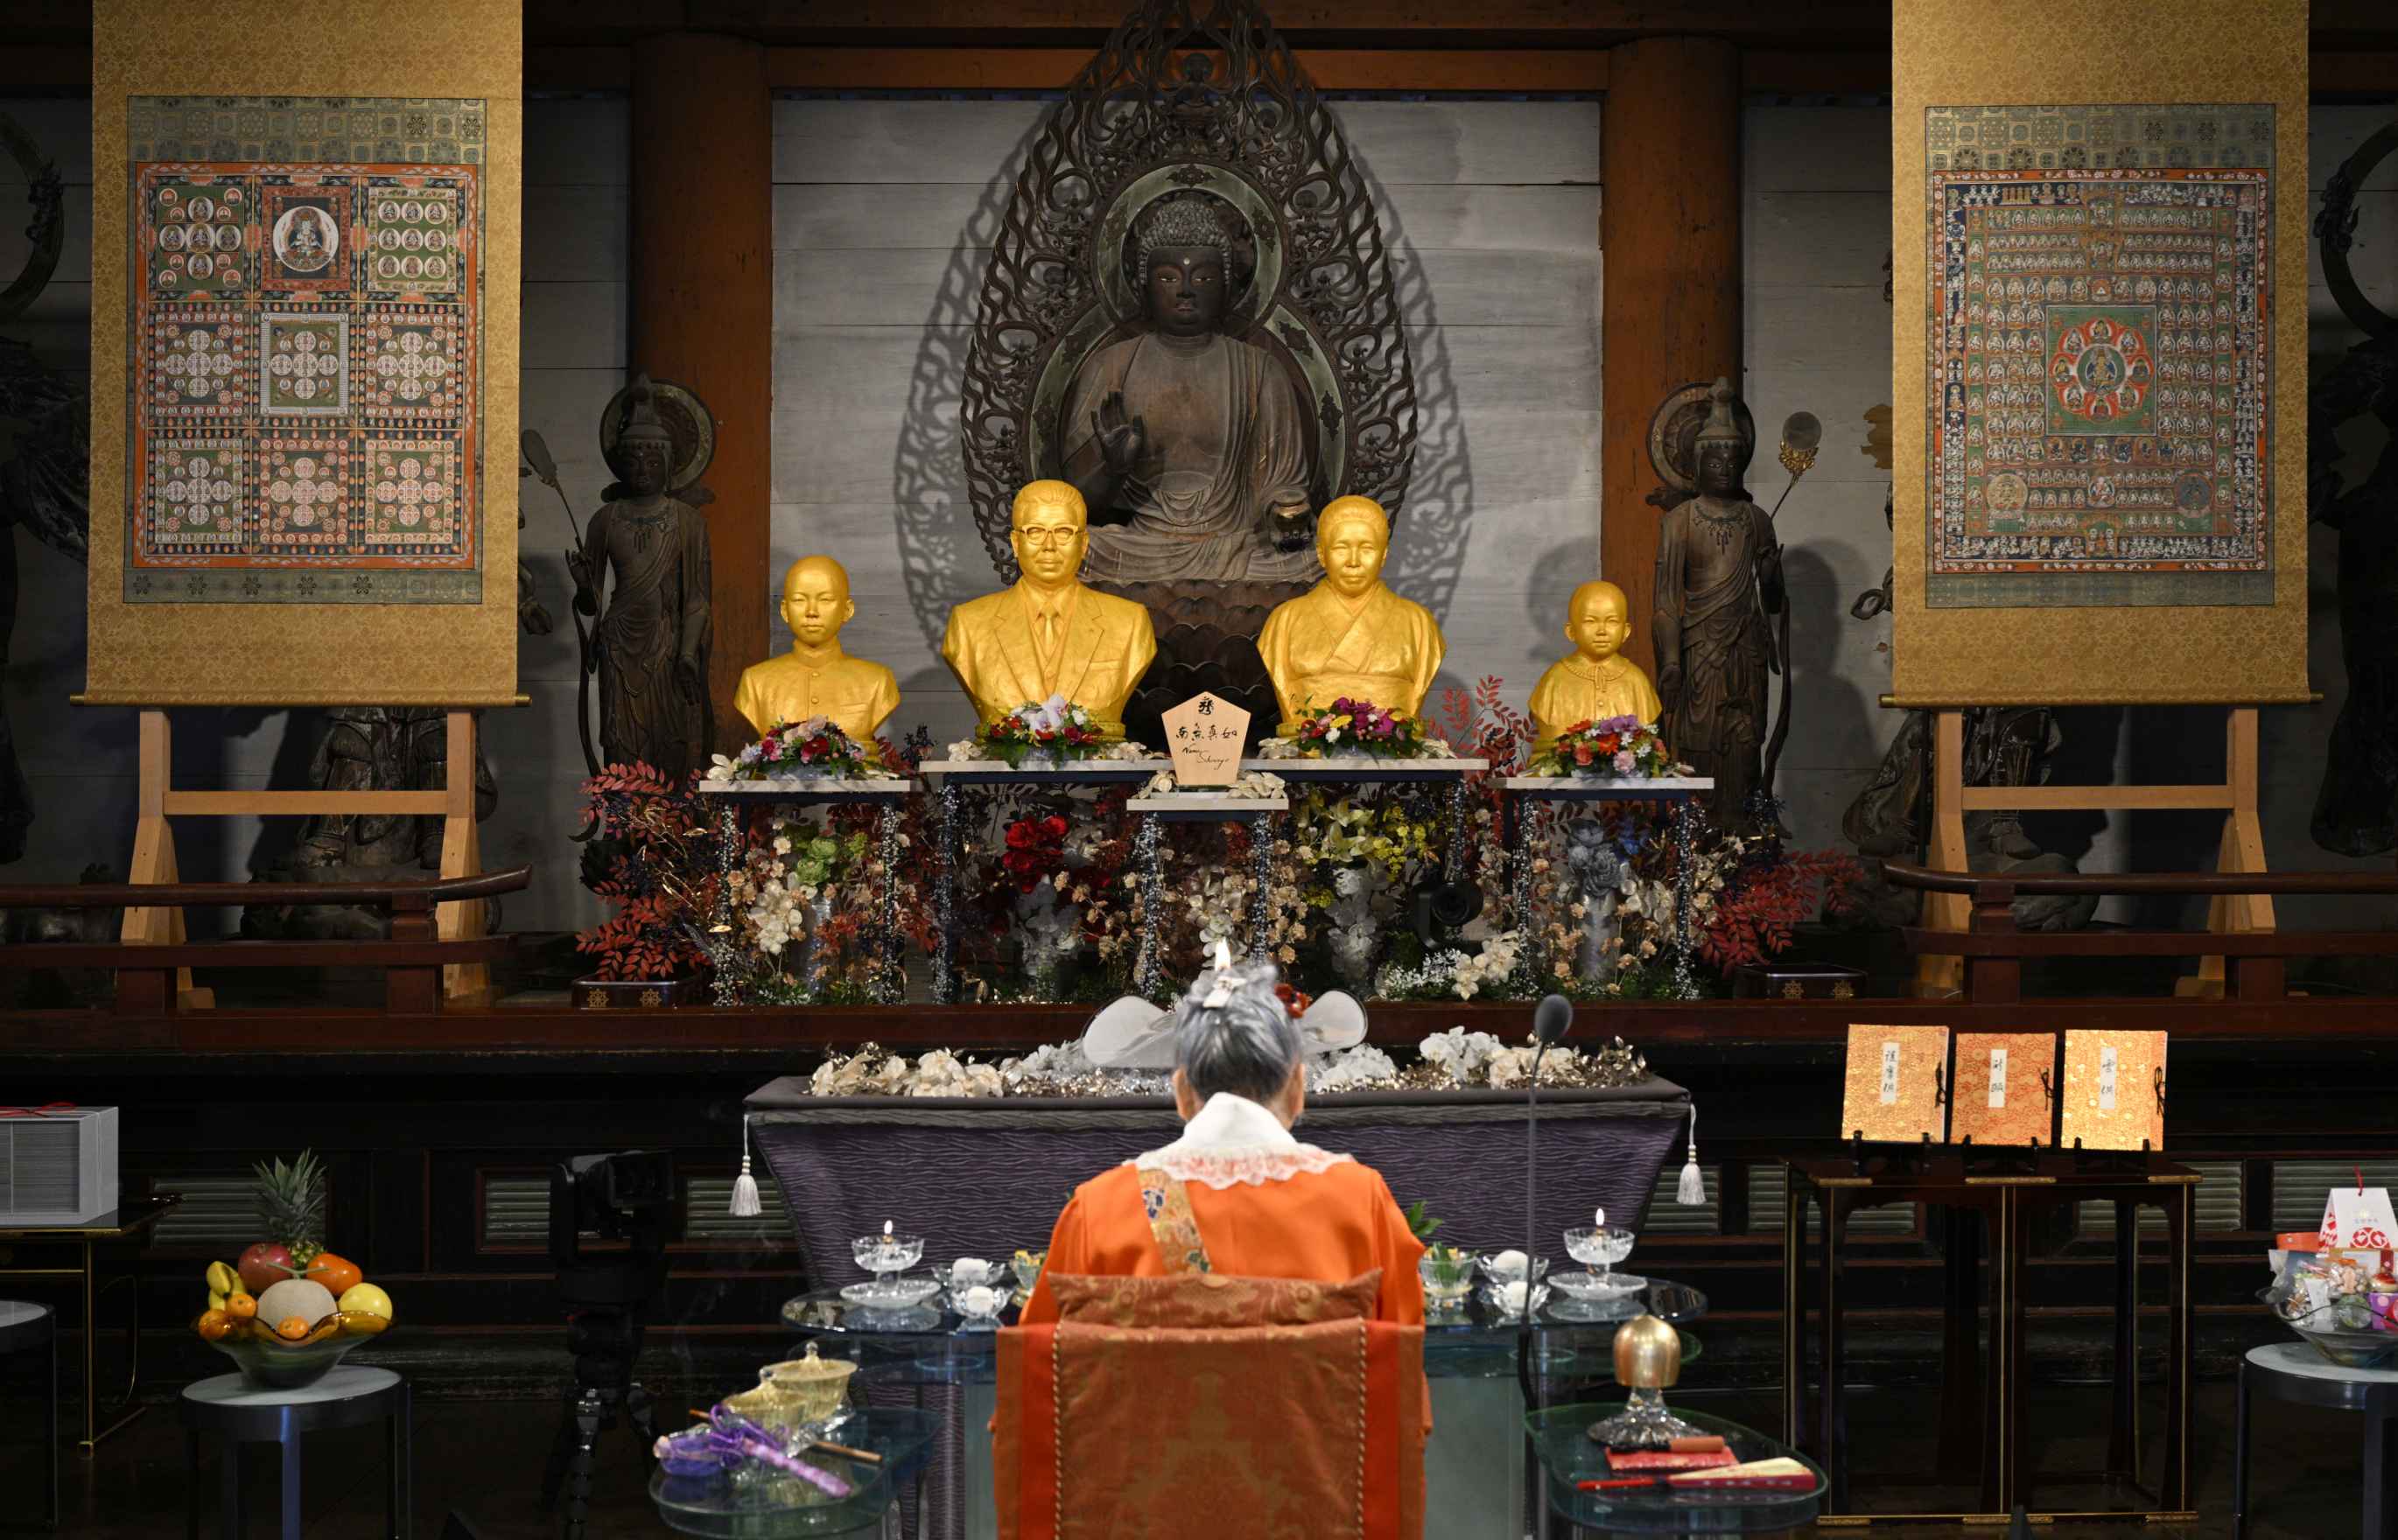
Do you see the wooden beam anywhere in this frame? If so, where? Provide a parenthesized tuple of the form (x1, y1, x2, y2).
(1601, 34, 1741, 678)
(761, 45, 1609, 91)
(629, 34, 774, 760)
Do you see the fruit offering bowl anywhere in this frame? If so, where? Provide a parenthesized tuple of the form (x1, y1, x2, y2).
(203, 1314, 387, 1390)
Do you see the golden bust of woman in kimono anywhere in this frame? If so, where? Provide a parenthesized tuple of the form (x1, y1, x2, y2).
(1256, 496, 1444, 734)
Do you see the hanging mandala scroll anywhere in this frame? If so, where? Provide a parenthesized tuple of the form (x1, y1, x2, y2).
(958, 0, 1417, 584)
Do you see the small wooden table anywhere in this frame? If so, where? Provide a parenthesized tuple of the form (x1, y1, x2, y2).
(1781, 1152, 2197, 1523)
(0, 1194, 180, 1451)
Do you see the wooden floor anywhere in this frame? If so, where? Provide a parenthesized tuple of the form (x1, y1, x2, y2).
(3, 1377, 2367, 1537)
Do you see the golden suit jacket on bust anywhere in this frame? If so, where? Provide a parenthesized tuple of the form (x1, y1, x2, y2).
(941, 581, 1158, 739)
(1258, 582, 1444, 735)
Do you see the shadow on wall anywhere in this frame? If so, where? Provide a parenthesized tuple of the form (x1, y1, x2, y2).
(891, 121, 1039, 651)
(1357, 155, 1472, 629)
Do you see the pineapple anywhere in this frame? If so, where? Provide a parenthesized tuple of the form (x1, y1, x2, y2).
(254, 1149, 327, 1267)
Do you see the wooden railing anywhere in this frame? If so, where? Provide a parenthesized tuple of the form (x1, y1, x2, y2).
(0, 867, 529, 1014)
(1880, 859, 2398, 1003)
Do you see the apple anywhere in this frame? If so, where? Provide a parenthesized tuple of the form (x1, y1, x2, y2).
(237, 1242, 294, 1295)
(338, 1281, 393, 1323)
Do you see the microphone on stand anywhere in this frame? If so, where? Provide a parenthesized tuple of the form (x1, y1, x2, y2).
(1519, 994, 1574, 1414)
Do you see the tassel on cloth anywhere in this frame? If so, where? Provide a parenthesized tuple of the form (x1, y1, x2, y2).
(1677, 1103, 1707, 1207)
(730, 1113, 762, 1218)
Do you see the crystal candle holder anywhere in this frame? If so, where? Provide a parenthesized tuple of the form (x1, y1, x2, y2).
(851, 1231, 924, 1280)
(1418, 1247, 1477, 1312)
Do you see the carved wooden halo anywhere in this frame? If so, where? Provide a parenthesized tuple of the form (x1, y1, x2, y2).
(1646, 380, 1758, 496)
(600, 376, 717, 493)
(2317, 118, 2398, 344)
(958, 0, 1418, 583)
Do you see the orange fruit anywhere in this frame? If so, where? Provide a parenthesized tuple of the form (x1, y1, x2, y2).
(274, 1315, 310, 1341)
(304, 1252, 362, 1297)
(226, 1292, 257, 1320)
(195, 1309, 232, 1341)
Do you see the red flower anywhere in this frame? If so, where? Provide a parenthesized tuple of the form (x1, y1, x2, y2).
(1573, 744, 1595, 766)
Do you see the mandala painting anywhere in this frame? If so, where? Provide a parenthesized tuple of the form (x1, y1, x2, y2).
(124, 96, 483, 603)
(1924, 104, 2273, 609)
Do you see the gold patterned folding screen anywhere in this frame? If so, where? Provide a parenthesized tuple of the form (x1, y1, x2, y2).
(1890, 0, 2309, 706)
(86, 0, 520, 705)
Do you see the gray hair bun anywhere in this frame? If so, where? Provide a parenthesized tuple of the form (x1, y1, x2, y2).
(1173, 948, 1302, 1105)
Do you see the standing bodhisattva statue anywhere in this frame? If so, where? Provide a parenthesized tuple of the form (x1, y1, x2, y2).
(571, 375, 715, 779)
(1653, 379, 1783, 827)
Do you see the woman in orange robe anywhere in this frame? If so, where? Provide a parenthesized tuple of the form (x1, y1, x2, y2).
(1020, 959, 1425, 1326)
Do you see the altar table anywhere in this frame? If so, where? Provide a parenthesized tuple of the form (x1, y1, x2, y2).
(749, 1079, 1693, 1539)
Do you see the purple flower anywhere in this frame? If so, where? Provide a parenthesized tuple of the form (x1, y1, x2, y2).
(1590, 714, 1642, 736)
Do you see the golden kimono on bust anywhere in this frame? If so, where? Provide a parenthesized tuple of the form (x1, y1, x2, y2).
(1527, 579, 1664, 746)
(1256, 496, 1443, 735)
(941, 481, 1157, 740)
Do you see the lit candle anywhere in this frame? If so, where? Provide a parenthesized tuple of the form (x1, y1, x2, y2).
(1594, 1206, 1606, 1228)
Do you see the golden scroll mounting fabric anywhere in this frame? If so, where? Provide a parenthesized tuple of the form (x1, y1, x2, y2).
(88, 0, 520, 707)
(1890, 0, 2309, 707)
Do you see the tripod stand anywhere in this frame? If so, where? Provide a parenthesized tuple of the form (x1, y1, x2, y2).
(536, 1151, 676, 1540)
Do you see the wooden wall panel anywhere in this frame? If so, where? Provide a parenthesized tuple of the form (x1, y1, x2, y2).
(768, 97, 1602, 749)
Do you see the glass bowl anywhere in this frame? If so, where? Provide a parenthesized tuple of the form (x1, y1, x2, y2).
(2261, 1283, 2398, 1369)
(1476, 1251, 1550, 1285)
(950, 1284, 1012, 1326)
(1479, 1280, 1552, 1320)
(852, 1232, 925, 1277)
(947, 1257, 1003, 1291)
(207, 1323, 377, 1390)
(1552, 1267, 1645, 1303)
(839, 1274, 941, 1310)
(1418, 1249, 1478, 1310)
(1011, 1249, 1048, 1295)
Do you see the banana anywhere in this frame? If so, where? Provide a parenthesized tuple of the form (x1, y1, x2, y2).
(208, 1290, 227, 1312)
(205, 1261, 239, 1296)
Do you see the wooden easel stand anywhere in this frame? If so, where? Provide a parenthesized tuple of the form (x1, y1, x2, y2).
(124, 708, 490, 1006)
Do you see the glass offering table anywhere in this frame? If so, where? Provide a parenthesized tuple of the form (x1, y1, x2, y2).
(650, 1406, 943, 1538)
(782, 1280, 1705, 1540)
(1525, 1404, 1826, 1535)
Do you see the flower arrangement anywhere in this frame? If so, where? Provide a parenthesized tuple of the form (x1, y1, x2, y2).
(574, 762, 717, 982)
(710, 717, 900, 783)
(1273, 697, 1438, 760)
(1373, 931, 1527, 1002)
(971, 696, 1108, 766)
(999, 814, 1070, 895)
(798, 1029, 1651, 1101)
(1529, 715, 1684, 779)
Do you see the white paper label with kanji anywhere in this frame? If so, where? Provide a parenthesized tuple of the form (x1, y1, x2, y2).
(2321, 1186, 2398, 1253)
(2097, 1045, 2119, 1110)
(1878, 1041, 1901, 1104)
(1988, 1048, 2008, 1109)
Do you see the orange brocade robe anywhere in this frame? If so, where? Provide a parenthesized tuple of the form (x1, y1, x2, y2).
(1021, 1158, 1427, 1326)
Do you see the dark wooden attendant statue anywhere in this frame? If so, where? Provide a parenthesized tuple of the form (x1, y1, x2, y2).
(1654, 378, 1784, 829)
(571, 374, 714, 779)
